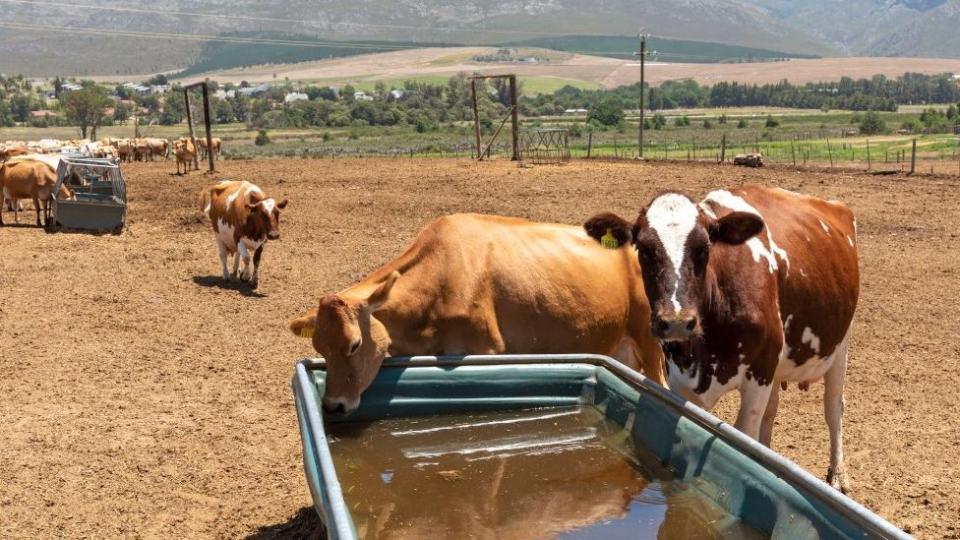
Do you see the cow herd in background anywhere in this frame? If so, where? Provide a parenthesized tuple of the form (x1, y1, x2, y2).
(0, 134, 224, 222)
(0, 135, 221, 165)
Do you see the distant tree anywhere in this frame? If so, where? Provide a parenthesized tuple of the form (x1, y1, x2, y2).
(718, 114, 727, 124)
(702, 119, 713, 129)
(145, 74, 168, 86)
(113, 102, 130, 124)
(254, 129, 270, 145)
(587, 97, 624, 127)
(858, 111, 886, 135)
(764, 114, 779, 128)
(61, 86, 111, 138)
(673, 115, 690, 127)
(946, 104, 957, 120)
(737, 118, 749, 129)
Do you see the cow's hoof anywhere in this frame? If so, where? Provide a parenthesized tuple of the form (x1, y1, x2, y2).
(826, 467, 849, 493)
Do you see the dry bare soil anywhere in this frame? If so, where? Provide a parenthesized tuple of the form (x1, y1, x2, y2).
(1, 158, 958, 539)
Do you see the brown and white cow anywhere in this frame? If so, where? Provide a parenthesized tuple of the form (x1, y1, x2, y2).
(584, 185, 859, 491)
(199, 180, 287, 287)
(289, 214, 668, 416)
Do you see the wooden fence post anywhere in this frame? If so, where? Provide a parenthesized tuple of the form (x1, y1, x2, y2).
(586, 131, 593, 159)
(720, 133, 726, 163)
(910, 138, 917, 174)
(826, 138, 834, 168)
(866, 139, 871, 170)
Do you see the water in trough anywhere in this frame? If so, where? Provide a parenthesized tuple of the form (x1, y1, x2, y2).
(327, 406, 763, 539)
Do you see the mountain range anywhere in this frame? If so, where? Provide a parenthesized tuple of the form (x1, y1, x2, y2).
(1, 0, 960, 76)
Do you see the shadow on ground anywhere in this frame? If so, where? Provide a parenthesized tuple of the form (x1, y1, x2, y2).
(245, 507, 326, 540)
(191, 275, 266, 298)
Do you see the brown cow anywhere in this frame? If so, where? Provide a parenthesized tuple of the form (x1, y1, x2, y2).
(199, 180, 287, 287)
(1, 145, 30, 162)
(584, 185, 859, 491)
(174, 138, 196, 174)
(145, 137, 169, 160)
(0, 159, 73, 226)
(289, 214, 668, 415)
(198, 137, 222, 161)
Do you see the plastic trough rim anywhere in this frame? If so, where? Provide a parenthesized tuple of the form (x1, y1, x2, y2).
(291, 353, 911, 540)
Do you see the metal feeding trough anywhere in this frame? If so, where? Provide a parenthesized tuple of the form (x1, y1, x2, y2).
(51, 156, 127, 233)
(292, 354, 909, 540)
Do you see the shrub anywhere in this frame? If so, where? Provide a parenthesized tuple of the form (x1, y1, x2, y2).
(652, 113, 667, 130)
(587, 97, 624, 126)
(737, 118, 748, 129)
(702, 119, 713, 129)
(764, 115, 779, 128)
(254, 130, 270, 146)
(718, 114, 727, 124)
(858, 111, 886, 135)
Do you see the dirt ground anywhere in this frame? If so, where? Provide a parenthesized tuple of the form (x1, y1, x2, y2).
(1, 157, 958, 539)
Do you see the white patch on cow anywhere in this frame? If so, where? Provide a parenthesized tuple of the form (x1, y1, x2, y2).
(801, 326, 821, 354)
(853, 219, 858, 235)
(778, 315, 794, 363)
(799, 268, 808, 278)
(777, 320, 852, 383)
(668, 361, 750, 411)
(646, 193, 699, 312)
(737, 342, 742, 349)
(847, 235, 854, 247)
(226, 187, 243, 207)
(703, 190, 789, 274)
(215, 218, 236, 252)
(261, 198, 276, 215)
(819, 219, 831, 234)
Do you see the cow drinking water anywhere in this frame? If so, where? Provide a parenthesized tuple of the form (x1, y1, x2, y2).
(289, 214, 668, 416)
(199, 180, 287, 288)
(584, 185, 859, 491)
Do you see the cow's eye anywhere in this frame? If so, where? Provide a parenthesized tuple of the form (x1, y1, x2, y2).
(694, 246, 709, 272)
(348, 339, 361, 356)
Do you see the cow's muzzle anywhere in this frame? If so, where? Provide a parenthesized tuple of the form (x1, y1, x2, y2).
(653, 310, 699, 342)
(267, 231, 280, 240)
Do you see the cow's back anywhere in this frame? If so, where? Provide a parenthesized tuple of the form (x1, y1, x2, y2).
(375, 214, 649, 357)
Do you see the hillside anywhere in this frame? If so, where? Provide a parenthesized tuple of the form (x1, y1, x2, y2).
(744, 0, 960, 57)
(0, 0, 830, 77)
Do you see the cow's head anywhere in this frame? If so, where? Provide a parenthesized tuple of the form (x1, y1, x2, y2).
(585, 193, 763, 342)
(289, 271, 399, 415)
(246, 197, 288, 240)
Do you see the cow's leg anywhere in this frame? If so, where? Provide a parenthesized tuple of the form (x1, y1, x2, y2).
(734, 378, 774, 440)
(759, 382, 780, 447)
(0, 190, 5, 225)
(33, 194, 42, 226)
(217, 240, 230, 281)
(251, 245, 263, 288)
(238, 242, 253, 281)
(824, 338, 849, 492)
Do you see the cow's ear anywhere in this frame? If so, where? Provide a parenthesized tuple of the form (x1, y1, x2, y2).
(367, 271, 399, 309)
(276, 198, 289, 210)
(710, 211, 764, 245)
(246, 200, 260, 210)
(289, 308, 318, 338)
(584, 212, 633, 249)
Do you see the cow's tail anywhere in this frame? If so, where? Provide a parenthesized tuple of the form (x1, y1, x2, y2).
(198, 188, 212, 219)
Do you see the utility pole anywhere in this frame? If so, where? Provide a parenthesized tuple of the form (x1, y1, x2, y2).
(634, 33, 655, 159)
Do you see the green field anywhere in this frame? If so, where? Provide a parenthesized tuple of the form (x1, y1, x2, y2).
(4, 109, 957, 171)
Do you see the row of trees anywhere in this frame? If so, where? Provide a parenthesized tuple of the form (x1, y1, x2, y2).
(522, 72, 960, 117)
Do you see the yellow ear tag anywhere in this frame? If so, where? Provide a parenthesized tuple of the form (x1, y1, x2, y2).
(299, 326, 315, 338)
(600, 229, 619, 250)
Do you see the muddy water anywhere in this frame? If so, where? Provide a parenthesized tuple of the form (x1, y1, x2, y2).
(328, 406, 762, 539)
